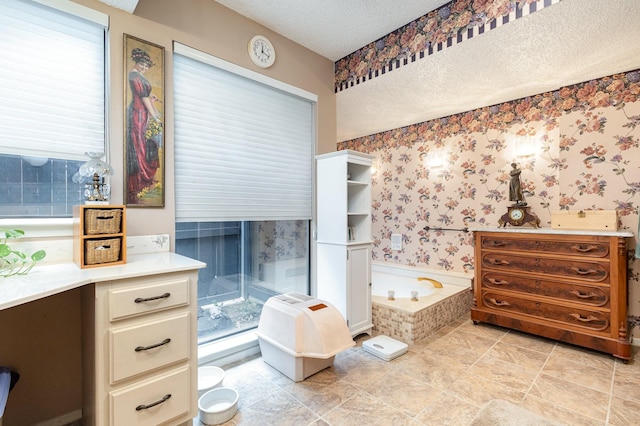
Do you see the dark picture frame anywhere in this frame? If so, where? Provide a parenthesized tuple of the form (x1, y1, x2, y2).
(123, 34, 165, 207)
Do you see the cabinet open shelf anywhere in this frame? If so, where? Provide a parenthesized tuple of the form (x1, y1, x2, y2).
(73, 205, 126, 268)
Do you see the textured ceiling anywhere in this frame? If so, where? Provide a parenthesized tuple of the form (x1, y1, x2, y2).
(213, 0, 451, 61)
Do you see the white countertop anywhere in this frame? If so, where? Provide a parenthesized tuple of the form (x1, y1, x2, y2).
(469, 226, 634, 237)
(0, 252, 205, 311)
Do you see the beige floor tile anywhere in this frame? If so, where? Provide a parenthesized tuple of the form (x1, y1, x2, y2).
(552, 342, 616, 371)
(499, 330, 557, 354)
(365, 370, 440, 417)
(231, 389, 319, 425)
(612, 371, 640, 403)
(437, 328, 499, 354)
(486, 340, 550, 371)
(528, 373, 609, 422)
(413, 391, 481, 425)
(608, 395, 640, 425)
(541, 355, 613, 393)
(285, 375, 360, 416)
(331, 351, 389, 388)
(521, 395, 603, 426)
(446, 371, 526, 407)
(321, 391, 414, 426)
(467, 355, 539, 392)
(457, 321, 510, 340)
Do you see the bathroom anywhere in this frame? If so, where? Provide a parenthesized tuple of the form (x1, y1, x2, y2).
(0, 0, 640, 425)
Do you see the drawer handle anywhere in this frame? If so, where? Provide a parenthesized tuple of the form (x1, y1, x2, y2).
(487, 259, 510, 266)
(135, 338, 171, 352)
(486, 240, 506, 247)
(134, 292, 171, 303)
(488, 298, 510, 307)
(571, 244, 599, 253)
(570, 267, 598, 276)
(569, 290, 598, 299)
(136, 393, 172, 411)
(487, 278, 509, 285)
(569, 313, 599, 323)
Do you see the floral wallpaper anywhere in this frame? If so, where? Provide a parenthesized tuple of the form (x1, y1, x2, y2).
(337, 69, 640, 335)
(335, 0, 560, 92)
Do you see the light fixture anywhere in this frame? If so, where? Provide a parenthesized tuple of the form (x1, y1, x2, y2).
(516, 136, 536, 158)
(73, 152, 114, 204)
(425, 150, 446, 169)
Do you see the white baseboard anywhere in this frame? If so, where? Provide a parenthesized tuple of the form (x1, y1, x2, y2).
(33, 409, 82, 426)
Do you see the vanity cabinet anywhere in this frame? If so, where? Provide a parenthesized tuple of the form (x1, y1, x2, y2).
(316, 150, 374, 336)
(82, 270, 199, 425)
(471, 229, 632, 360)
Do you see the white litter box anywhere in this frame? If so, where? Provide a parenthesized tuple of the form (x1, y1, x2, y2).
(256, 292, 355, 382)
(362, 335, 408, 361)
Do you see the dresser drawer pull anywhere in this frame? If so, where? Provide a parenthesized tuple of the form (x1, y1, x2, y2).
(570, 267, 598, 276)
(569, 290, 598, 299)
(569, 313, 599, 323)
(487, 278, 509, 285)
(486, 240, 506, 247)
(135, 393, 172, 411)
(488, 298, 510, 306)
(135, 338, 171, 352)
(487, 259, 510, 266)
(571, 244, 599, 253)
(134, 292, 171, 303)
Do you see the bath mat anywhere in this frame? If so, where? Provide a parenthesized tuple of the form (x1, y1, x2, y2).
(471, 399, 562, 426)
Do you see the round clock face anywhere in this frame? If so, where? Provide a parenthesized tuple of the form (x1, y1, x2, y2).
(510, 208, 524, 221)
(248, 35, 275, 68)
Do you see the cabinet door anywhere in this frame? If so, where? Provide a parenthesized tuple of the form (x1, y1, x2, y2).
(347, 245, 372, 334)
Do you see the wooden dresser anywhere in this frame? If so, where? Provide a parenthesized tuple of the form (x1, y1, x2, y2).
(471, 228, 632, 360)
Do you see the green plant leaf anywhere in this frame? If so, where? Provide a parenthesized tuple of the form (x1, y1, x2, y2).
(0, 244, 10, 257)
(0, 229, 24, 239)
(31, 250, 47, 261)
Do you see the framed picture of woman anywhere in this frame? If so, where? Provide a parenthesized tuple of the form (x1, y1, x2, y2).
(124, 34, 165, 207)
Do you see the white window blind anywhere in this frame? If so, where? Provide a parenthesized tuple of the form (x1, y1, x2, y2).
(173, 44, 315, 222)
(0, 0, 106, 161)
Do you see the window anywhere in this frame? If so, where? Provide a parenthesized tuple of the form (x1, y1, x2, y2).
(173, 43, 316, 344)
(0, 0, 107, 217)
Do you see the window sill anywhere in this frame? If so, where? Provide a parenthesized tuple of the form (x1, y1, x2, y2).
(198, 330, 260, 367)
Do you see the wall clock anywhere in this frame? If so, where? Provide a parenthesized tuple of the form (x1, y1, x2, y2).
(248, 35, 275, 68)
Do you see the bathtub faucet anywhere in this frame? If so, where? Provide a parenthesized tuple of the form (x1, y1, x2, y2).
(417, 277, 443, 288)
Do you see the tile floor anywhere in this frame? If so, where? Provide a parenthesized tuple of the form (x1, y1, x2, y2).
(196, 315, 640, 426)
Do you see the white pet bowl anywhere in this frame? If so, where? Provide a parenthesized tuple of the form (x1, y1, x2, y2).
(198, 387, 239, 425)
(198, 366, 225, 397)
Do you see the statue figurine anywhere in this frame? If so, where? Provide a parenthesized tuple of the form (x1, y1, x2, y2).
(509, 163, 525, 205)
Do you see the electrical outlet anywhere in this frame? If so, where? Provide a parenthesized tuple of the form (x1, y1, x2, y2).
(391, 233, 402, 251)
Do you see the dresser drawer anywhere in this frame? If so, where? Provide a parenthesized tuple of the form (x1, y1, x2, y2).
(109, 277, 190, 321)
(480, 235, 610, 258)
(110, 312, 190, 383)
(480, 252, 609, 283)
(110, 365, 191, 426)
(481, 291, 610, 333)
(480, 271, 610, 307)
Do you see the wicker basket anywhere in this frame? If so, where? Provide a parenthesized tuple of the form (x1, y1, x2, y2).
(84, 238, 121, 265)
(84, 208, 122, 234)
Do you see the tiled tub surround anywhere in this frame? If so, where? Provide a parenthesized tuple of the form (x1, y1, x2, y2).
(370, 262, 473, 344)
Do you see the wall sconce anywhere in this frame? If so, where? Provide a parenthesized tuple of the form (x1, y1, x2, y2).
(516, 136, 536, 158)
(425, 150, 446, 169)
(74, 152, 114, 204)
(371, 157, 380, 174)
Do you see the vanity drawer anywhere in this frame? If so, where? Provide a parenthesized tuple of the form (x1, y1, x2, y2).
(480, 235, 610, 258)
(109, 277, 190, 321)
(480, 272, 610, 307)
(480, 252, 610, 283)
(481, 291, 610, 333)
(110, 365, 191, 426)
(110, 312, 190, 383)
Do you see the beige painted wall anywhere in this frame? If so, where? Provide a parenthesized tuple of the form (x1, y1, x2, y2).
(0, 1, 335, 424)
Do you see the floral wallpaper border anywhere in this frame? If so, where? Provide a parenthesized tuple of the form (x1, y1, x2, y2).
(335, 0, 562, 93)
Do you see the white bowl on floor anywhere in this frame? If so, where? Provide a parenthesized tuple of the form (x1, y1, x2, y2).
(198, 387, 239, 425)
(198, 366, 225, 397)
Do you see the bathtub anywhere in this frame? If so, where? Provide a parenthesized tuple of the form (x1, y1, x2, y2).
(370, 262, 473, 344)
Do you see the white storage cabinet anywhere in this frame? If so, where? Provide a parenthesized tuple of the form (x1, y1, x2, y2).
(316, 150, 374, 336)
